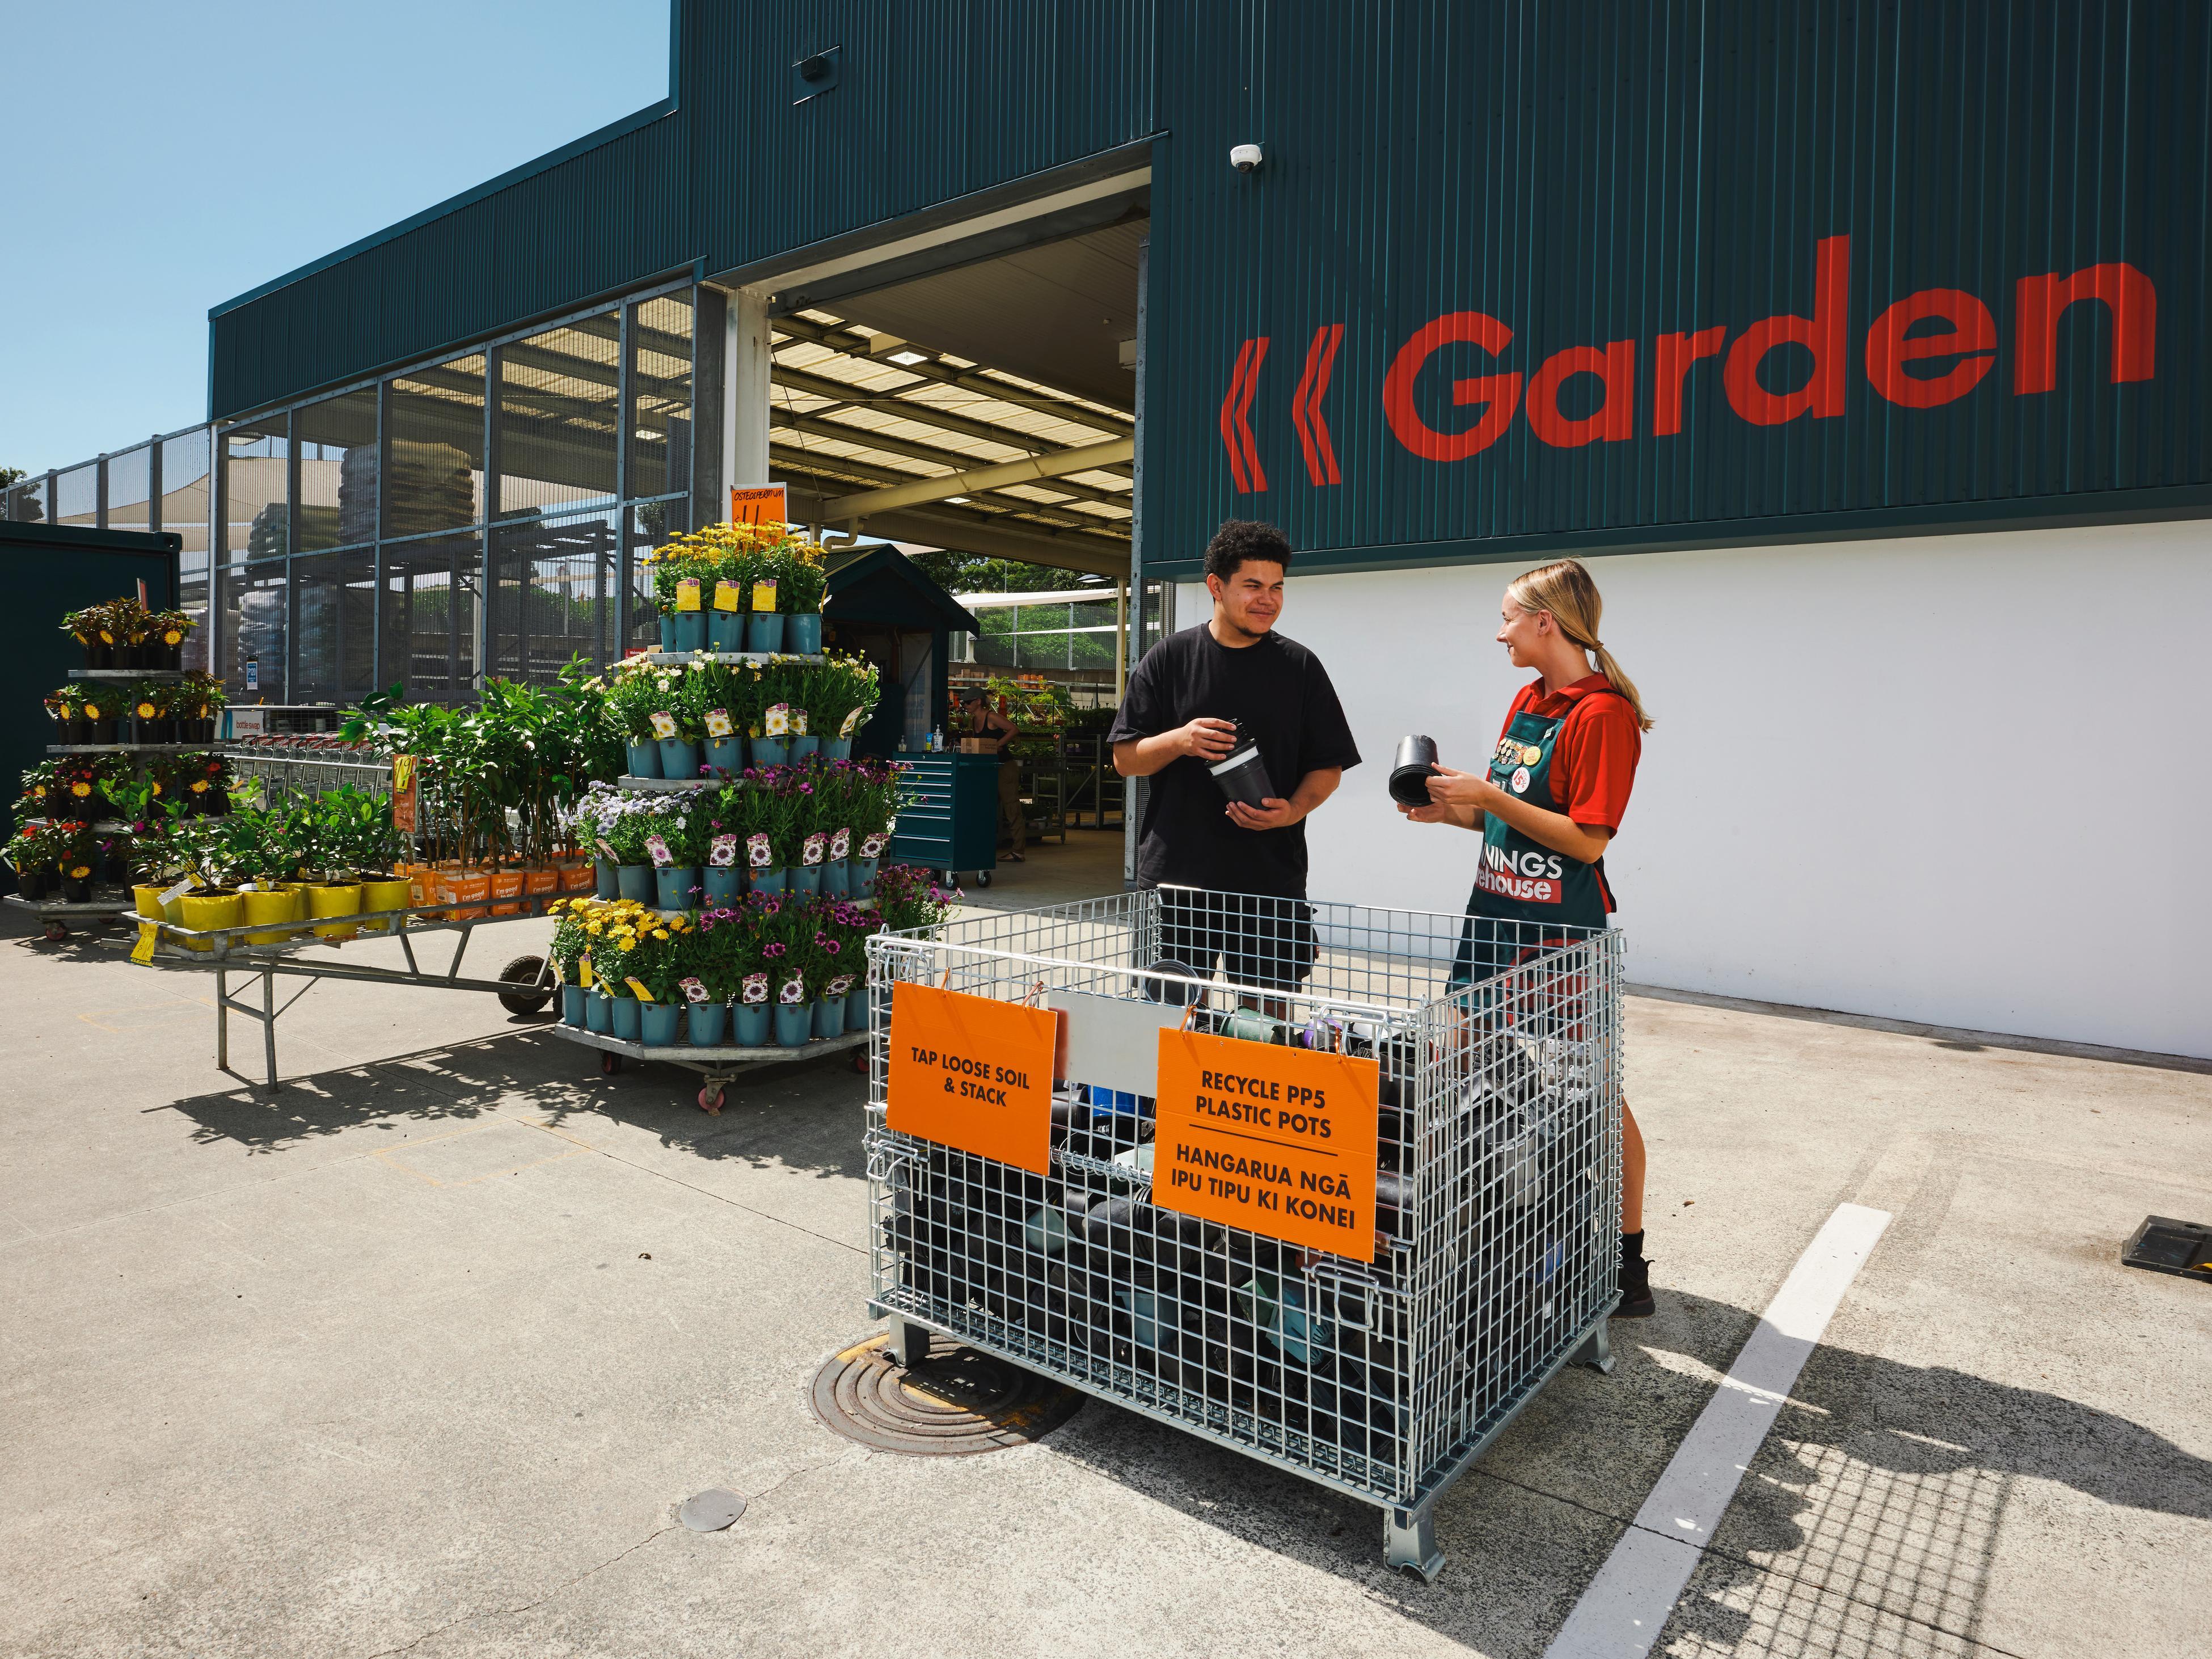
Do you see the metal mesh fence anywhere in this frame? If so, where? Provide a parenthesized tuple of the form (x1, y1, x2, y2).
(864, 885, 1622, 1513)
(225, 737, 391, 806)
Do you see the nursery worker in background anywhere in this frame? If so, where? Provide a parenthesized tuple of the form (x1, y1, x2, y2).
(1396, 558, 1657, 1319)
(1109, 520, 1361, 997)
(960, 686, 1026, 863)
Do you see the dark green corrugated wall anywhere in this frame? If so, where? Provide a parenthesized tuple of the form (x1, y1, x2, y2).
(1144, 0, 2211, 576)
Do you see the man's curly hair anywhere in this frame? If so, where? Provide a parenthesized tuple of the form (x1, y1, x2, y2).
(1203, 520, 1294, 583)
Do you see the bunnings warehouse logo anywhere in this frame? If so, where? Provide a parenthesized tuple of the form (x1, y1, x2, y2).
(1217, 235, 2156, 490)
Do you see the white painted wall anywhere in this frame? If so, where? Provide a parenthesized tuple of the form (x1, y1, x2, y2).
(1180, 518, 2212, 1057)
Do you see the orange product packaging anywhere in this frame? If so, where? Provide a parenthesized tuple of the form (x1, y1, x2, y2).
(443, 868, 492, 921)
(524, 865, 560, 901)
(490, 867, 527, 915)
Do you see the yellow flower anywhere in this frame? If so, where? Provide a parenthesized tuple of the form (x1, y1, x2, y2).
(585, 921, 602, 934)
(652, 929, 669, 941)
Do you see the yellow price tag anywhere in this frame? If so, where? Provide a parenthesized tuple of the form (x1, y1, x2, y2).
(676, 577, 702, 612)
(751, 578, 778, 614)
(713, 579, 741, 611)
(626, 977, 655, 1003)
(130, 923, 158, 965)
(577, 952, 593, 989)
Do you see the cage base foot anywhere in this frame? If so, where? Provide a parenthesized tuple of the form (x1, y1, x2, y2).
(1384, 1504, 1443, 1582)
(1570, 1318, 1614, 1374)
(884, 1312, 930, 1370)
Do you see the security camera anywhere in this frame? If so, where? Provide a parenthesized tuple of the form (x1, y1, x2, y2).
(1230, 143, 1264, 174)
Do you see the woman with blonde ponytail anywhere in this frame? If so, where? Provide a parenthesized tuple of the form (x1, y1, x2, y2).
(1398, 557, 1657, 1316)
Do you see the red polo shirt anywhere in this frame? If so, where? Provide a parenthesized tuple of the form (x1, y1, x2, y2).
(1500, 674, 1642, 832)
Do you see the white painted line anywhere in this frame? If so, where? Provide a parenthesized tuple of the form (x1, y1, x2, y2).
(1544, 1202, 1892, 1659)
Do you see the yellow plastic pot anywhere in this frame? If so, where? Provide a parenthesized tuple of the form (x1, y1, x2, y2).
(132, 883, 182, 925)
(306, 881, 364, 941)
(241, 888, 301, 946)
(359, 877, 414, 932)
(178, 889, 243, 951)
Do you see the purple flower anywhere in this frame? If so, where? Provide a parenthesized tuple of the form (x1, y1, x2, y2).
(764, 942, 786, 957)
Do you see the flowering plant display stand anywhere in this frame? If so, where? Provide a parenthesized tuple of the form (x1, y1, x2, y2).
(546, 1023, 869, 1113)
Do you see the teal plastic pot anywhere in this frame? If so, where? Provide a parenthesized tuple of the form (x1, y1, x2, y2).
(812, 997, 846, 1038)
(561, 986, 588, 1028)
(687, 1001, 728, 1046)
(702, 866, 743, 907)
(790, 734, 820, 762)
(673, 611, 707, 653)
(639, 1000, 681, 1046)
(845, 986, 870, 1029)
(821, 738, 852, 761)
(658, 737, 700, 779)
(657, 614, 676, 651)
(704, 735, 742, 772)
(790, 864, 822, 896)
(849, 856, 879, 897)
(752, 866, 789, 896)
(746, 612, 785, 653)
(820, 858, 850, 897)
(625, 740, 661, 778)
(707, 609, 745, 651)
(750, 736, 789, 767)
(594, 859, 619, 900)
(584, 990, 613, 1033)
(773, 1002, 813, 1047)
(654, 864, 699, 908)
(786, 612, 822, 654)
(617, 864, 656, 903)
(610, 995, 641, 1041)
(732, 1003, 771, 1046)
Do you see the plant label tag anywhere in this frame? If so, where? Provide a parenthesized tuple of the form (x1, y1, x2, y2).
(801, 832, 826, 866)
(713, 579, 741, 612)
(779, 976, 807, 1006)
(649, 710, 678, 740)
(130, 923, 158, 965)
(826, 974, 855, 999)
(704, 707, 733, 737)
(764, 702, 791, 736)
(645, 834, 674, 867)
(675, 577, 702, 612)
(549, 955, 564, 985)
(597, 838, 619, 860)
(236, 881, 257, 893)
(626, 976, 655, 1003)
(708, 834, 738, 867)
(741, 972, 769, 1004)
(860, 833, 889, 859)
(746, 832, 772, 868)
(829, 828, 851, 859)
(680, 976, 710, 1003)
(791, 708, 809, 736)
(578, 952, 593, 988)
(752, 578, 778, 613)
(159, 876, 193, 905)
(839, 706, 864, 738)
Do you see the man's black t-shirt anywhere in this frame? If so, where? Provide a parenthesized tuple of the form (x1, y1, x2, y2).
(1108, 623, 1361, 896)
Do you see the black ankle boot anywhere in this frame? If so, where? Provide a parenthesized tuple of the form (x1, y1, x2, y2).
(1615, 1232, 1654, 1318)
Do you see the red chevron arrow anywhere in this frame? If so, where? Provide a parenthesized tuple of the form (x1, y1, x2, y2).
(1290, 323, 1345, 486)
(1218, 336, 1270, 492)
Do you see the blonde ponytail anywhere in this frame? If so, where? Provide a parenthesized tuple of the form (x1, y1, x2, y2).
(1504, 559, 1654, 731)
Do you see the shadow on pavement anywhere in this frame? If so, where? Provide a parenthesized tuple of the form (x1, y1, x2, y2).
(1039, 1287, 2212, 1653)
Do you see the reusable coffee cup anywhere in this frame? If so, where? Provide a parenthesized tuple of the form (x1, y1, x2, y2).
(1209, 720, 1276, 807)
(1388, 733, 1441, 806)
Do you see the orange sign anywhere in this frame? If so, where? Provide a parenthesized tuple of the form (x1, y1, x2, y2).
(886, 982, 1056, 1175)
(1152, 1029, 1379, 1259)
(729, 484, 789, 526)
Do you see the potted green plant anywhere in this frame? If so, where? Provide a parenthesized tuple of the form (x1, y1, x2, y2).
(807, 652, 881, 760)
(645, 791, 704, 911)
(547, 897, 592, 1027)
(618, 910, 691, 1045)
(149, 609, 195, 670)
(696, 784, 753, 907)
(777, 541, 830, 655)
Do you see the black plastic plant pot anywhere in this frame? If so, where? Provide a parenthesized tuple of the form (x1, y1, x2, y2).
(60, 717, 90, 745)
(78, 639, 107, 670)
(1209, 732, 1275, 807)
(1388, 734, 1441, 806)
(87, 719, 116, 745)
(60, 874, 92, 904)
(16, 868, 50, 901)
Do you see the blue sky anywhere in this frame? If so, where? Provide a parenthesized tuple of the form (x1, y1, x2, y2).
(0, 0, 670, 476)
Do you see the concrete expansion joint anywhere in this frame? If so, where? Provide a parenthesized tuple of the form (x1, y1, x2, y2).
(361, 1522, 678, 1658)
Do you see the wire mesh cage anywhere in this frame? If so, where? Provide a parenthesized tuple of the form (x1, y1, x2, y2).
(223, 736, 392, 807)
(863, 885, 1623, 1575)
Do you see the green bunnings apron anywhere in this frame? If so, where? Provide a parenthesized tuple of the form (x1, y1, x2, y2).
(1449, 686, 1619, 987)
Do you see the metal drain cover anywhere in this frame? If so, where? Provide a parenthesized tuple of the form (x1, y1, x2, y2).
(811, 1331, 1083, 1454)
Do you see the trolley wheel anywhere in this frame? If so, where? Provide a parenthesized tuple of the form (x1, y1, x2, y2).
(42, 920, 67, 942)
(849, 1047, 868, 1075)
(697, 1082, 725, 1115)
(497, 954, 556, 1016)
(600, 1051, 621, 1075)
(975, 870, 993, 888)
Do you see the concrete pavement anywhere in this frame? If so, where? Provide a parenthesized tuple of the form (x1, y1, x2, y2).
(1, 903, 2206, 1658)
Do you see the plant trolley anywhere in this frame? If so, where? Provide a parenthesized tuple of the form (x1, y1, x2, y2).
(863, 888, 1624, 1578)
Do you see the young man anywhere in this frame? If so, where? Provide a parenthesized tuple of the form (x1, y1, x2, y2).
(960, 687, 1026, 862)
(1109, 520, 1361, 991)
